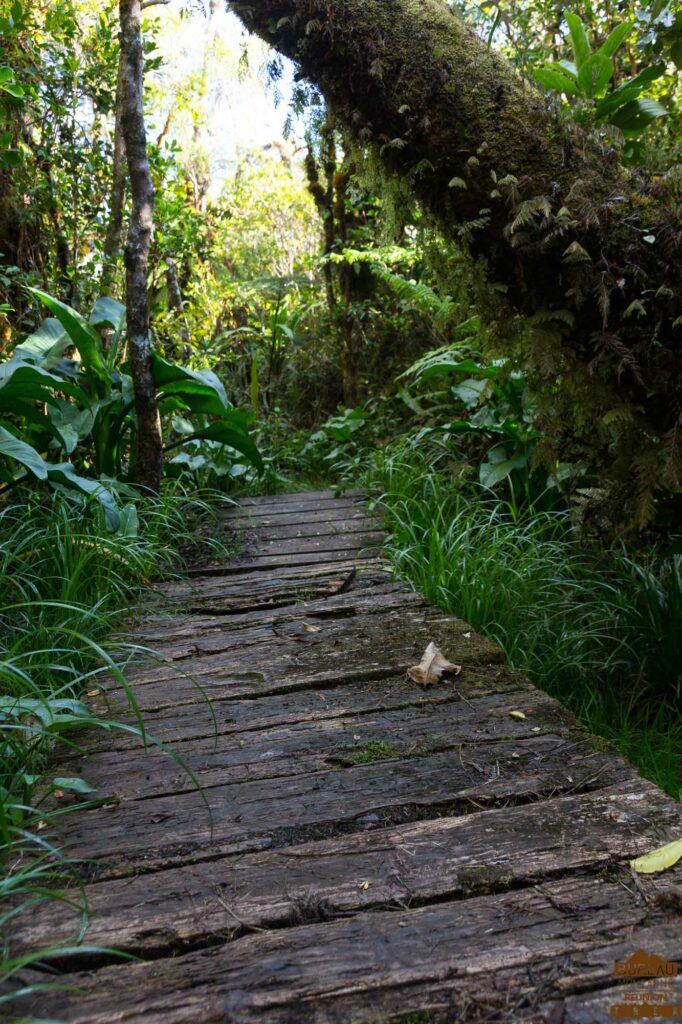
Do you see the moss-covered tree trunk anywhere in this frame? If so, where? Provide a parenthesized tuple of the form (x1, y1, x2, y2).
(230, 0, 681, 523)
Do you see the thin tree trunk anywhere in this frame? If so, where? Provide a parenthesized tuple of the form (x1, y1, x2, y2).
(101, 52, 128, 296)
(230, 0, 682, 520)
(165, 254, 192, 361)
(119, 0, 163, 493)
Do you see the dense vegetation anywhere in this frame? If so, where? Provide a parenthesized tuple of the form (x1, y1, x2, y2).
(0, 0, 680, 1008)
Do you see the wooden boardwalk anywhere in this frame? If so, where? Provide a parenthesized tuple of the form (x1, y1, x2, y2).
(12, 490, 682, 1023)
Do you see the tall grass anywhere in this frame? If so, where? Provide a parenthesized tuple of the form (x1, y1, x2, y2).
(370, 439, 682, 798)
(0, 485, 231, 1010)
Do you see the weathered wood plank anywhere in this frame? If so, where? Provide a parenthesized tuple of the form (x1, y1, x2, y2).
(155, 561, 389, 611)
(125, 583, 425, 645)
(236, 530, 386, 558)
(13, 782, 680, 959)
(64, 687, 566, 799)
(225, 506, 372, 530)
(118, 606, 504, 695)
(19, 875, 681, 1024)
(52, 737, 635, 874)
(223, 547, 383, 572)
(233, 488, 366, 507)
(80, 666, 529, 751)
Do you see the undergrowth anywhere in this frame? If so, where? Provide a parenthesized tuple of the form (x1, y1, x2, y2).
(367, 439, 682, 799)
(0, 485, 231, 1013)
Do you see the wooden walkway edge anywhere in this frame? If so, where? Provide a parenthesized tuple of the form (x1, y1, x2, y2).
(9, 490, 682, 1023)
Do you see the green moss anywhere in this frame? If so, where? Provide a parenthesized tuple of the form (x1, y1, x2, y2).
(341, 740, 398, 765)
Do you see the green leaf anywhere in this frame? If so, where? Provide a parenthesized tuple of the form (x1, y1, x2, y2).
(166, 422, 263, 472)
(151, 353, 229, 412)
(13, 317, 68, 362)
(0, 68, 13, 84)
(630, 839, 682, 874)
(27, 287, 107, 384)
(577, 53, 613, 98)
(597, 22, 631, 58)
(46, 463, 120, 531)
(565, 11, 592, 68)
(479, 448, 528, 488)
(609, 97, 668, 131)
(532, 67, 580, 96)
(90, 296, 126, 333)
(0, 424, 47, 479)
(51, 776, 97, 795)
(0, 359, 86, 406)
(595, 64, 666, 119)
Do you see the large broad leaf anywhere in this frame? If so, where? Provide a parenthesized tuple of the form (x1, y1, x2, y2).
(577, 52, 613, 98)
(13, 317, 69, 363)
(27, 287, 107, 385)
(452, 378, 490, 408)
(595, 64, 666, 120)
(0, 359, 86, 406)
(532, 66, 580, 96)
(479, 447, 529, 489)
(598, 22, 632, 58)
(0, 424, 48, 479)
(89, 296, 126, 334)
(609, 97, 668, 132)
(46, 463, 121, 531)
(151, 353, 229, 413)
(418, 357, 484, 381)
(565, 11, 592, 68)
(166, 421, 263, 472)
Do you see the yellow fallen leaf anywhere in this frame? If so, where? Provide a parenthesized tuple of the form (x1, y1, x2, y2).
(358, 880, 373, 891)
(509, 710, 526, 720)
(302, 623, 321, 633)
(630, 839, 682, 875)
(407, 642, 461, 686)
(87, 689, 102, 697)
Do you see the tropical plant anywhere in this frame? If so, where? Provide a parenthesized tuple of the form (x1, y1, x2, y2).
(0, 289, 261, 525)
(532, 12, 668, 159)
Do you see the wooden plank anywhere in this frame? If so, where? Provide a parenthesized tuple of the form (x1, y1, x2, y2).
(64, 687, 565, 799)
(224, 506, 372, 530)
(18, 876, 681, 1024)
(222, 548, 383, 573)
(13, 781, 680, 958)
(50, 736, 635, 874)
(125, 583, 425, 645)
(250, 530, 384, 554)
(234, 488, 366, 507)
(155, 561, 390, 611)
(80, 666, 529, 751)
(119, 605, 504, 692)
(248, 519, 384, 542)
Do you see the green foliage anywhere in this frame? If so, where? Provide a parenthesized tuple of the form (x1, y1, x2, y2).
(398, 322, 586, 513)
(0, 290, 261, 521)
(531, 10, 669, 159)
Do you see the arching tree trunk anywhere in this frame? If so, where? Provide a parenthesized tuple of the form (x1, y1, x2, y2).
(119, 0, 163, 493)
(230, 0, 681, 521)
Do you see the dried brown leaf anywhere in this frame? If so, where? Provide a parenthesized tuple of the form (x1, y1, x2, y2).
(407, 642, 461, 686)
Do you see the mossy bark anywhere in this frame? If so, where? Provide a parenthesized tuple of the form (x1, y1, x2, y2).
(229, 0, 682, 523)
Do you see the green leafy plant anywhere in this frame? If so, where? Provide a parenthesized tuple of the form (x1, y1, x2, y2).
(400, 321, 584, 512)
(0, 289, 261, 525)
(532, 12, 668, 158)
